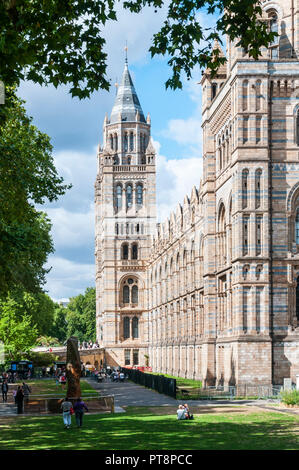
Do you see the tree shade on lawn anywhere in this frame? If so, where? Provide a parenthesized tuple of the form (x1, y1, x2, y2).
(0, 408, 298, 450)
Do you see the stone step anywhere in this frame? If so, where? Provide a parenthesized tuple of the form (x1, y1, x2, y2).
(0, 403, 17, 415)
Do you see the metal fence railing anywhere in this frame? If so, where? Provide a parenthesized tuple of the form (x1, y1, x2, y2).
(122, 368, 176, 398)
(195, 384, 284, 400)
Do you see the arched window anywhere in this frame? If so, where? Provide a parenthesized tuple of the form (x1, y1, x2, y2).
(121, 277, 139, 306)
(127, 155, 131, 165)
(269, 11, 279, 58)
(256, 264, 263, 280)
(243, 116, 249, 143)
(124, 133, 128, 152)
(243, 215, 249, 256)
(123, 317, 130, 339)
(123, 285, 130, 304)
(243, 265, 249, 280)
(242, 169, 249, 209)
(212, 82, 217, 99)
(256, 80, 262, 111)
(132, 243, 138, 260)
(122, 243, 129, 260)
(191, 241, 195, 286)
(242, 80, 248, 111)
(110, 135, 113, 149)
(130, 132, 134, 151)
(116, 184, 122, 210)
(255, 169, 262, 208)
(218, 138, 222, 170)
(218, 204, 226, 266)
(132, 285, 138, 304)
(126, 184, 133, 209)
(114, 134, 118, 151)
(113, 154, 119, 165)
(132, 317, 139, 338)
(136, 184, 143, 205)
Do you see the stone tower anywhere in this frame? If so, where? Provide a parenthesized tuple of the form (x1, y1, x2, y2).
(95, 59, 156, 367)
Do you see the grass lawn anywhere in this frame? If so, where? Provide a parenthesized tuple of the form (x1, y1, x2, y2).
(0, 406, 298, 450)
(12, 378, 98, 397)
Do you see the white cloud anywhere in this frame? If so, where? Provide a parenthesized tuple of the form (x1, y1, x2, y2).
(103, 4, 169, 78)
(46, 204, 94, 249)
(160, 77, 203, 158)
(45, 256, 95, 301)
(163, 117, 203, 147)
(50, 148, 97, 213)
(154, 140, 203, 222)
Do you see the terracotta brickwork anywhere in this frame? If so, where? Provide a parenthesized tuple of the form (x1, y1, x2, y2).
(96, 0, 299, 385)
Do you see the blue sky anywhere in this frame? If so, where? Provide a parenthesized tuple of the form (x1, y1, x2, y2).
(18, 4, 211, 301)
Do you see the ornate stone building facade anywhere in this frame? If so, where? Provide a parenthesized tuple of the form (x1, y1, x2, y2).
(96, 0, 299, 385)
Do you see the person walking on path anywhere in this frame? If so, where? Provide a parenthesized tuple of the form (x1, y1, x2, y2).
(73, 398, 88, 428)
(61, 397, 73, 429)
(22, 382, 31, 405)
(15, 386, 24, 414)
(1, 380, 8, 402)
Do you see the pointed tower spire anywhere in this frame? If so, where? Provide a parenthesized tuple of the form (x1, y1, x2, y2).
(110, 59, 146, 124)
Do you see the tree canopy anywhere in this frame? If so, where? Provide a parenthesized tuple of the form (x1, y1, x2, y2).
(66, 287, 96, 343)
(0, 88, 70, 295)
(0, 0, 275, 96)
(0, 296, 38, 361)
(48, 305, 68, 344)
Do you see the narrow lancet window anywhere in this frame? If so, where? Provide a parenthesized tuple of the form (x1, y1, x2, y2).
(136, 184, 143, 205)
(256, 216, 262, 256)
(116, 184, 122, 210)
(126, 184, 133, 209)
(242, 80, 248, 111)
(255, 169, 262, 208)
(132, 317, 139, 338)
(243, 216, 249, 256)
(124, 317, 130, 339)
(130, 132, 134, 151)
(242, 169, 249, 209)
(124, 133, 128, 152)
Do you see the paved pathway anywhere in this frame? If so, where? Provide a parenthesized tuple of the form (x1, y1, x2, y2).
(86, 379, 292, 412)
(86, 378, 178, 407)
(0, 403, 17, 416)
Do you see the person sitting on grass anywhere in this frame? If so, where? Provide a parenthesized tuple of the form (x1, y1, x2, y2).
(184, 403, 194, 420)
(177, 405, 187, 420)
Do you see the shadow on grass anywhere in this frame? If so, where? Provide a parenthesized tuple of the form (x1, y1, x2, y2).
(124, 406, 251, 416)
(0, 410, 298, 451)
